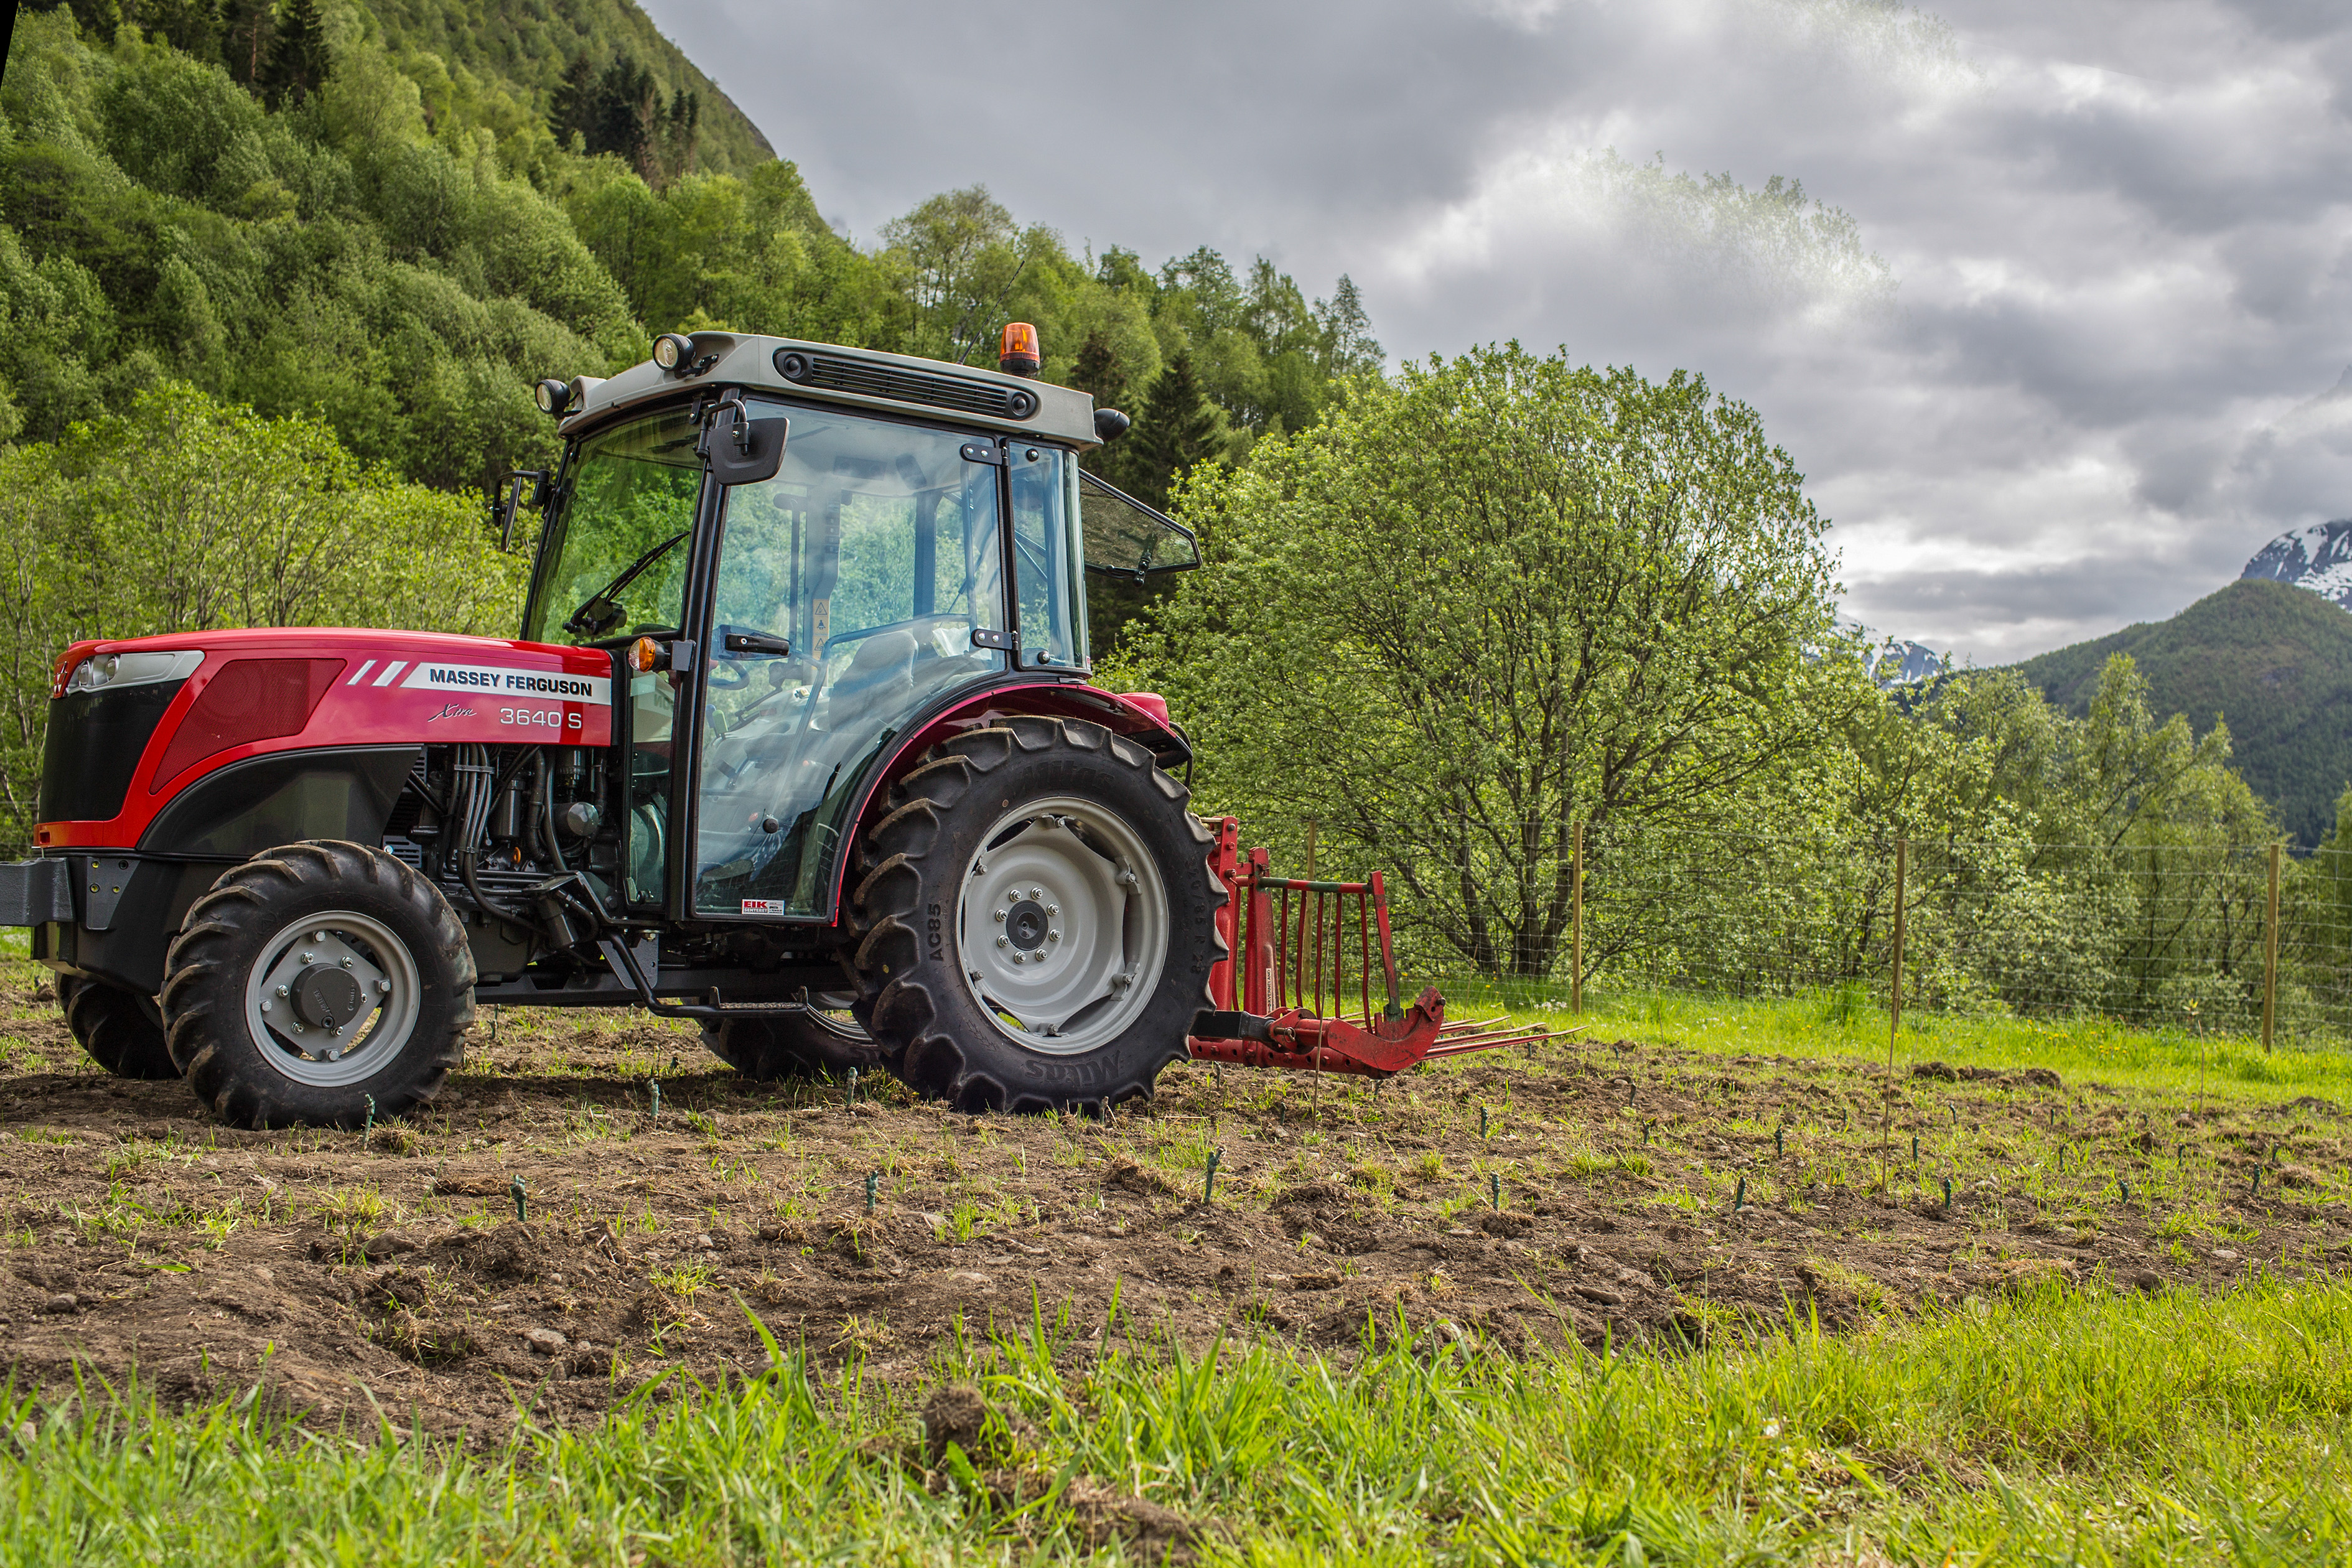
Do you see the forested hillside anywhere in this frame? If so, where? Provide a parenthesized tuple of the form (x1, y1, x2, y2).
(0, 2, 1380, 500)
(2012, 578, 2352, 848)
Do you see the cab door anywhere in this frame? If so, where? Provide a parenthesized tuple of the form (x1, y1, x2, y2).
(678, 401, 1012, 922)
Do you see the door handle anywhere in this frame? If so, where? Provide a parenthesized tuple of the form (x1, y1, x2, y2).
(722, 630, 792, 657)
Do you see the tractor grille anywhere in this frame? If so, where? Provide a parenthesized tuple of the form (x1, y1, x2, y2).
(775, 349, 1037, 420)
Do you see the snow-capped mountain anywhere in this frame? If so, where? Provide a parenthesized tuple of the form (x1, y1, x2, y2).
(1829, 619, 1948, 687)
(1872, 639, 1946, 686)
(2242, 518, 2352, 609)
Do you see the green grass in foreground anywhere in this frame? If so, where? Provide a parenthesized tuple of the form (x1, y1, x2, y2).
(3, 1278, 2346, 1565)
(1448, 981, 2352, 1105)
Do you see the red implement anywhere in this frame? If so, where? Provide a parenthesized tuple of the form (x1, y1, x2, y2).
(1187, 818, 1559, 1077)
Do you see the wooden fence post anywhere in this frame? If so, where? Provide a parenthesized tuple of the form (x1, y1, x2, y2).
(1572, 821, 1584, 1015)
(1885, 837, 1907, 1180)
(1890, 836, 1908, 1046)
(2263, 841, 2282, 1054)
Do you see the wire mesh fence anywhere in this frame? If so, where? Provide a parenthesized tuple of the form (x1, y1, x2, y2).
(1391, 827, 2352, 1048)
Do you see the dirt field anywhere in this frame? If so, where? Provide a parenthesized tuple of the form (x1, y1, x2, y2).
(2, 965, 2347, 1440)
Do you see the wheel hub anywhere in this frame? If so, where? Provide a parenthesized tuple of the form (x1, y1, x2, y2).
(291, 964, 363, 1030)
(1004, 898, 1049, 951)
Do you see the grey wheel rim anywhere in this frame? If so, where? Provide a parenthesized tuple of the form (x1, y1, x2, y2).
(240, 909, 422, 1088)
(956, 795, 1170, 1056)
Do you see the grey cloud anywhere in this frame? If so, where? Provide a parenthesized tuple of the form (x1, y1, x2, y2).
(642, 0, 2352, 663)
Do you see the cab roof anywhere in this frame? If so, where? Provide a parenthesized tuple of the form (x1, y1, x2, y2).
(562, 333, 1100, 447)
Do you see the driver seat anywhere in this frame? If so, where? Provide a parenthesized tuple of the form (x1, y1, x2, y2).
(826, 628, 917, 708)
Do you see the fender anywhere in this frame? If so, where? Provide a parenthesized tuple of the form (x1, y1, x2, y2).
(819, 676, 1188, 922)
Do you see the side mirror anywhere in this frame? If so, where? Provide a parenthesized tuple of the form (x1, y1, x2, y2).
(708, 411, 788, 487)
(492, 469, 549, 552)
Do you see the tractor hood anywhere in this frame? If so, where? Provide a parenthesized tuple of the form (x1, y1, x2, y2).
(38, 628, 614, 850)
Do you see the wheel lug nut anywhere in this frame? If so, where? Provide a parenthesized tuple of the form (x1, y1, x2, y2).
(993, 909, 1005, 922)
(375, 978, 391, 994)
(1045, 903, 1058, 916)
(259, 1000, 273, 1014)
(274, 984, 289, 998)
(1048, 930, 1061, 941)
(1029, 887, 1041, 900)
(339, 957, 353, 969)
(300, 951, 314, 963)
(996, 935, 1009, 948)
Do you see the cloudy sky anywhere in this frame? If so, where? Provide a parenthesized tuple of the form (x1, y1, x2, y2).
(639, 0, 2352, 664)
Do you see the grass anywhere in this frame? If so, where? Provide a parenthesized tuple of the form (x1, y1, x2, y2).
(2, 1277, 2346, 1563)
(1453, 980, 2352, 1104)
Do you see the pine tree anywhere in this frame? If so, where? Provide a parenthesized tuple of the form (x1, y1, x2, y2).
(548, 54, 598, 149)
(1314, 275, 1384, 380)
(1068, 331, 1126, 411)
(1127, 353, 1218, 510)
(220, 0, 273, 85)
(258, 0, 328, 107)
(142, 0, 224, 59)
(1068, 330, 1132, 488)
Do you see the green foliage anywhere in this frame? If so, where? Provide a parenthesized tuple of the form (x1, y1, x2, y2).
(1, 1279, 2346, 1560)
(0, 380, 523, 851)
(0, 11, 633, 492)
(2013, 577, 2352, 849)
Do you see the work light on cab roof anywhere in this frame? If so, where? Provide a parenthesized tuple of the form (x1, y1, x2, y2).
(0, 323, 1557, 1130)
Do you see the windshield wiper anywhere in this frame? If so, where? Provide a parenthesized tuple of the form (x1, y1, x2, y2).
(564, 530, 689, 637)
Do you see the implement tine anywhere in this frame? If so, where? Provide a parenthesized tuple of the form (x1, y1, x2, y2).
(1427, 1029, 1557, 1058)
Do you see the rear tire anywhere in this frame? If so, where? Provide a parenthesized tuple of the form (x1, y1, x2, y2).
(61, 976, 179, 1080)
(701, 1005, 884, 1080)
(847, 716, 1225, 1113)
(162, 840, 474, 1129)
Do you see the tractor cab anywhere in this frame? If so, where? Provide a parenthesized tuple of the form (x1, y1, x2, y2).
(515, 329, 1200, 932)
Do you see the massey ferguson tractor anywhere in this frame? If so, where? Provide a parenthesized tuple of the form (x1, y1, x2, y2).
(0, 327, 1533, 1128)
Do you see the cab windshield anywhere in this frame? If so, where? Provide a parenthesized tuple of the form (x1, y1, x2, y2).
(523, 408, 703, 645)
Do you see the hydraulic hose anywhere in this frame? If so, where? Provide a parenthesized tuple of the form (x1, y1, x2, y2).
(452, 743, 534, 940)
(534, 750, 569, 875)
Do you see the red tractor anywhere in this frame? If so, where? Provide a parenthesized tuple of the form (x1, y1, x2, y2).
(1, 328, 1530, 1128)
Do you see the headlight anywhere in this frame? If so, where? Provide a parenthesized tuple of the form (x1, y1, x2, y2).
(62, 649, 203, 695)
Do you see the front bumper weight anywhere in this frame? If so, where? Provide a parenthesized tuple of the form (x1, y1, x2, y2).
(0, 857, 76, 928)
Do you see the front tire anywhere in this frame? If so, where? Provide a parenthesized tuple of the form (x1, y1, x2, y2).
(848, 717, 1225, 1113)
(61, 976, 179, 1080)
(161, 840, 475, 1129)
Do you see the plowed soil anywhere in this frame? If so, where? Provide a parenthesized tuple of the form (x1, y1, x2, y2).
(2, 966, 2347, 1439)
